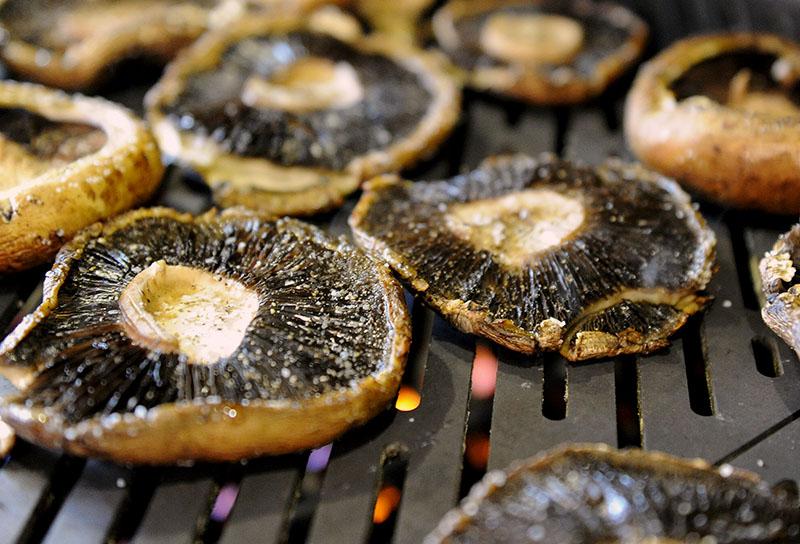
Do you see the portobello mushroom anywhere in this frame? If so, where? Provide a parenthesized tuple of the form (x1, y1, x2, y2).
(625, 33, 800, 214)
(432, 0, 648, 105)
(146, 11, 460, 217)
(759, 223, 800, 357)
(0, 0, 214, 91)
(0, 208, 410, 464)
(426, 444, 800, 543)
(0, 81, 163, 273)
(350, 154, 716, 360)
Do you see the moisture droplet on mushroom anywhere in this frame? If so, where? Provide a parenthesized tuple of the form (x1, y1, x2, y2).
(0, 208, 410, 464)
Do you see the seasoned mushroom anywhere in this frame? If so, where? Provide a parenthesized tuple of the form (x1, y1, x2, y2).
(432, 0, 647, 105)
(0, 81, 163, 273)
(350, 154, 715, 360)
(0, 0, 214, 90)
(146, 11, 460, 217)
(759, 223, 800, 357)
(626, 33, 800, 214)
(0, 208, 410, 464)
(427, 444, 800, 543)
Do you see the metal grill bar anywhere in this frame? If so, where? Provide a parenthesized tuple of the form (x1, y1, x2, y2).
(2, 2, 800, 543)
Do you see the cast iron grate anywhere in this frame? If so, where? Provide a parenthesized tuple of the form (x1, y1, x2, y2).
(2, 1, 800, 543)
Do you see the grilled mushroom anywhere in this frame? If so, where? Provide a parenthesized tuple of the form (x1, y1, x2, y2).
(350, 154, 715, 360)
(760, 223, 800, 357)
(426, 444, 800, 543)
(0, 208, 410, 464)
(0, 81, 163, 273)
(626, 33, 800, 214)
(432, 0, 647, 105)
(146, 11, 460, 217)
(0, 0, 214, 91)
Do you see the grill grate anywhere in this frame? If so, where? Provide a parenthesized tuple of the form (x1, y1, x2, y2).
(3, 1, 800, 542)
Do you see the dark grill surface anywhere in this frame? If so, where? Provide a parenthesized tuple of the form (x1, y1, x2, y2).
(2, 1, 800, 543)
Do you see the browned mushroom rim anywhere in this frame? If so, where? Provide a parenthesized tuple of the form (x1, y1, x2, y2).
(647, 34, 800, 118)
(350, 154, 715, 359)
(426, 443, 800, 543)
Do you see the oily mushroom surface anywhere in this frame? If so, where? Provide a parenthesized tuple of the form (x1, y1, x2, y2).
(0, 81, 163, 273)
(146, 12, 460, 217)
(0, 0, 215, 90)
(759, 223, 800, 357)
(0, 208, 410, 464)
(625, 33, 800, 214)
(350, 154, 715, 360)
(432, 0, 648, 104)
(426, 444, 800, 543)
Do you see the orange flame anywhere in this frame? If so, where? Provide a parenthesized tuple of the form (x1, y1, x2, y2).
(466, 433, 490, 469)
(372, 485, 402, 524)
(395, 385, 421, 412)
(471, 343, 498, 400)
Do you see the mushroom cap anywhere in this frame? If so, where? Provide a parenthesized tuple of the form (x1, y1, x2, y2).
(0, 0, 213, 90)
(426, 443, 800, 543)
(759, 223, 800, 357)
(0, 81, 164, 273)
(146, 12, 461, 217)
(625, 33, 800, 214)
(432, 0, 648, 105)
(350, 154, 715, 360)
(0, 207, 410, 464)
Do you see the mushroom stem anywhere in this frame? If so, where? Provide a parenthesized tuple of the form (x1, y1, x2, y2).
(241, 57, 364, 113)
(727, 68, 752, 106)
(119, 260, 260, 365)
(727, 67, 800, 116)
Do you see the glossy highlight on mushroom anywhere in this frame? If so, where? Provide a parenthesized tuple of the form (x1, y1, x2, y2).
(350, 154, 716, 360)
(426, 444, 800, 543)
(0, 81, 164, 273)
(0, 208, 410, 464)
(146, 11, 460, 217)
(626, 33, 800, 214)
(432, 0, 648, 104)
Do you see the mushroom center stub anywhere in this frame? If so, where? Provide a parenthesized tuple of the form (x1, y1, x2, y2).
(444, 188, 585, 269)
(241, 56, 364, 113)
(480, 13, 585, 65)
(118, 261, 260, 365)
